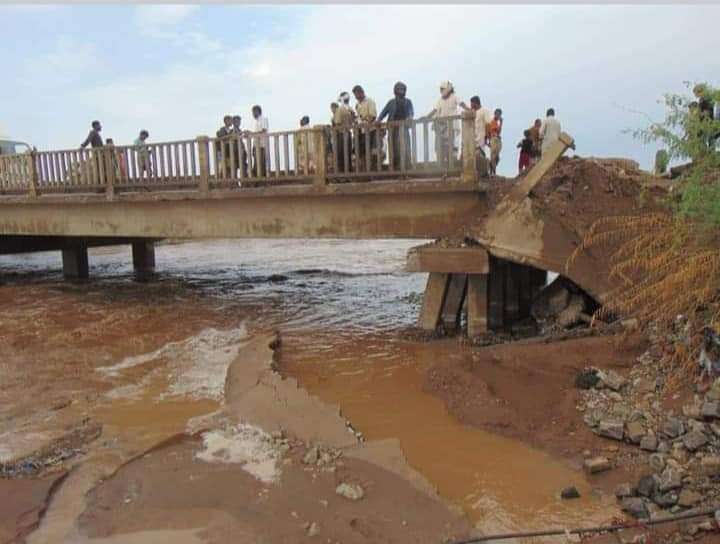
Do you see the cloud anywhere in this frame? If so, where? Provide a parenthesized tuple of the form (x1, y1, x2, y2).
(134, 5, 198, 29)
(133, 4, 220, 55)
(14, 5, 720, 174)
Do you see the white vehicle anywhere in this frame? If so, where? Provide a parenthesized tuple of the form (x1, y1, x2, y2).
(0, 139, 33, 190)
(0, 139, 32, 156)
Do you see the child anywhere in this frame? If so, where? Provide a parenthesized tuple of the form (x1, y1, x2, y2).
(517, 129, 533, 175)
(487, 108, 503, 176)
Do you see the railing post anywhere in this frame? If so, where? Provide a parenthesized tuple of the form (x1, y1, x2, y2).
(105, 145, 116, 200)
(312, 125, 327, 187)
(27, 150, 38, 197)
(461, 111, 477, 183)
(197, 135, 210, 195)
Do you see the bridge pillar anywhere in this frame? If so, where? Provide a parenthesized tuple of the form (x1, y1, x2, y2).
(466, 274, 488, 337)
(441, 273, 467, 332)
(62, 244, 89, 280)
(418, 272, 450, 331)
(132, 241, 156, 278)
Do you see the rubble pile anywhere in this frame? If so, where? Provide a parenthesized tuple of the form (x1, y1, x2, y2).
(577, 352, 720, 531)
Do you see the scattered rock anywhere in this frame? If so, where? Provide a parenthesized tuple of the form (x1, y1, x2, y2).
(598, 419, 625, 441)
(306, 521, 320, 537)
(637, 474, 659, 498)
(575, 368, 601, 390)
(621, 497, 649, 519)
(615, 483, 635, 499)
(648, 453, 666, 472)
(640, 434, 658, 452)
(652, 490, 678, 507)
(635, 378, 655, 394)
(662, 418, 686, 438)
(335, 482, 364, 501)
(682, 430, 708, 452)
(658, 467, 683, 492)
(303, 447, 319, 465)
(600, 370, 627, 392)
(626, 421, 645, 444)
(584, 456, 611, 474)
(677, 489, 702, 508)
(700, 455, 720, 476)
(701, 401, 720, 419)
(560, 486, 580, 500)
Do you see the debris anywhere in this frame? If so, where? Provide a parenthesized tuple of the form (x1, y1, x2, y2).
(700, 456, 720, 476)
(615, 483, 635, 499)
(640, 433, 658, 452)
(637, 475, 659, 498)
(662, 418, 685, 439)
(625, 421, 645, 444)
(575, 368, 600, 390)
(560, 486, 581, 500)
(584, 457, 611, 474)
(598, 419, 624, 441)
(599, 370, 627, 392)
(682, 430, 708, 452)
(701, 401, 720, 419)
(698, 326, 720, 377)
(658, 467, 682, 492)
(303, 447, 319, 465)
(306, 521, 320, 537)
(335, 482, 364, 501)
(678, 489, 702, 508)
(621, 497, 649, 519)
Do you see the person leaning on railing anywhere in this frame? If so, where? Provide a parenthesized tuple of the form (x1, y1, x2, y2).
(80, 120, 104, 184)
(377, 81, 414, 172)
(295, 116, 315, 175)
(215, 115, 234, 178)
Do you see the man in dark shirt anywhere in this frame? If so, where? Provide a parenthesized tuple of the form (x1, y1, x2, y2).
(378, 81, 414, 171)
(80, 120, 103, 148)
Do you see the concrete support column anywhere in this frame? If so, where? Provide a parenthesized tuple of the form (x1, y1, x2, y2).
(418, 272, 450, 332)
(62, 244, 89, 280)
(467, 274, 488, 337)
(441, 273, 467, 332)
(132, 241, 156, 278)
(487, 257, 505, 330)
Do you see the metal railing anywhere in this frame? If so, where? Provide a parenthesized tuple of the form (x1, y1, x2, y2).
(0, 113, 477, 199)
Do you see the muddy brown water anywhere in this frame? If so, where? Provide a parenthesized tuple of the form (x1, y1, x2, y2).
(1, 239, 616, 540)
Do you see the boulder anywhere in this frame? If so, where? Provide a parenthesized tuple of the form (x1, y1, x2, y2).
(682, 430, 708, 452)
(598, 419, 625, 441)
(625, 421, 645, 444)
(701, 401, 720, 419)
(621, 497, 649, 519)
(575, 368, 600, 390)
(637, 474, 659, 498)
(648, 453, 666, 472)
(700, 455, 720, 477)
(614, 483, 635, 499)
(560, 486, 581, 500)
(652, 490, 678, 508)
(658, 468, 683, 492)
(335, 482, 364, 501)
(662, 418, 685, 438)
(584, 456, 611, 474)
(600, 370, 627, 392)
(677, 489, 703, 508)
(640, 433, 658, 452)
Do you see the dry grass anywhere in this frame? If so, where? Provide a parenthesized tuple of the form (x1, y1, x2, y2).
(567, 212, 720, 381)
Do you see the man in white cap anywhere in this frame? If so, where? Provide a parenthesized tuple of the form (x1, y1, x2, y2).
(425, 81, 468, 168)
(333, 91, 355, 173)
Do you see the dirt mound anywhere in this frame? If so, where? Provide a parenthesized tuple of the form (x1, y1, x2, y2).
(532, 156, 661, 241)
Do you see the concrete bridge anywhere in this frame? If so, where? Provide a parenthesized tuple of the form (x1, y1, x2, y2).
(0, 113, 579, 338)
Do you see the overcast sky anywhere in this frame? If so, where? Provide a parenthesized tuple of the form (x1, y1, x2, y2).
(1, 3, 718, 175)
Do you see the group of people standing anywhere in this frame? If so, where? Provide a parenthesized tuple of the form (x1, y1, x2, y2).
(79, 80, 565, 181)
(80, 121, 152, 179)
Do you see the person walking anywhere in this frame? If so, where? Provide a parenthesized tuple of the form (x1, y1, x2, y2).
(528, 118, 542, 165)
(469, 96, 493, 178)
(540, 108, 561, 157)
(250, 105, 269, 177)
(517, 129, 533, 175)
(133, 130, 153, 178)
(378, 81, 414, 171)
(353, 84, 378, 171)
